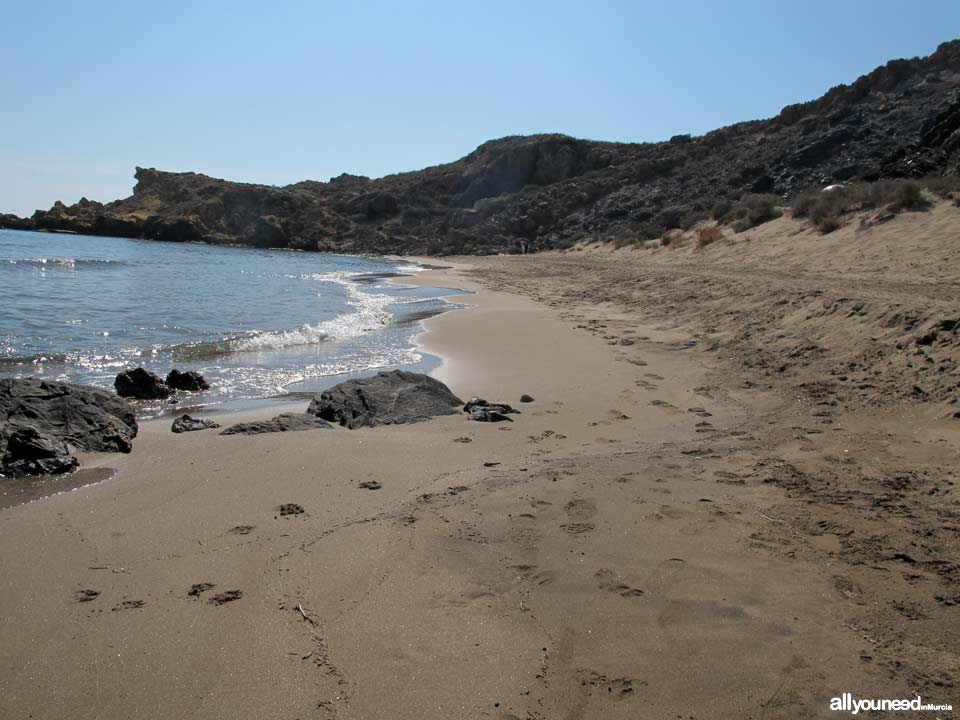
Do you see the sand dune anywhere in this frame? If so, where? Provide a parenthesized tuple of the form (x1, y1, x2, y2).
(0, 204, 957, 718)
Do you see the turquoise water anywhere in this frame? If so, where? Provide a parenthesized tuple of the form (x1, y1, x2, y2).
(0, 229, 462, 413)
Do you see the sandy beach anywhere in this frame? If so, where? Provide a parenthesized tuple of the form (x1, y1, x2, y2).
(1, 205, 958, 719)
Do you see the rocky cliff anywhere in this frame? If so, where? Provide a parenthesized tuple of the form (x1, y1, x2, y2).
(5, 40, 960, 255)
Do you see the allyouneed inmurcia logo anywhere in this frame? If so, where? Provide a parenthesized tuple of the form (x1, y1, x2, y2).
(830, 693, 953, 714)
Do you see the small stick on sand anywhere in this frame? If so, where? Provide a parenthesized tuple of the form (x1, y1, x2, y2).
(297, 603, 316, 625)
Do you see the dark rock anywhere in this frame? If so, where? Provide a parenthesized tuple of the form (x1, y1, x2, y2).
(248, 215, 287, 248)
(0, 379, 137, 477)
(307, 370, 462, 429)
(166, 369, 210, 392)
(464, 397, 518, 413)
(219, 413, 331, 435)
(469, 406, 513, 423)
(520, 394, 535, 403)
(1, 425, 79, 477)
(463, 397, 520, 422)
(143, 216, 204, 243)
(115, 368, 172, 399)
(171, 415, 221, 433)
(0, 379, 138, 451)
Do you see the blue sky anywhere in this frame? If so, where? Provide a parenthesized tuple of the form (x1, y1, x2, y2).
(1, 1, 958, 216)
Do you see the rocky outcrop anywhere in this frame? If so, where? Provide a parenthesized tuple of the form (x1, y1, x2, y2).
(171, 415, 221, 433)
(4, 41, 960, 253)
(166, 369, 210, 392)
(219, 413, 331, 435)
(307, 371, 462, 429)
(115, 368, 172, 399)
(0, 379, 138, 477)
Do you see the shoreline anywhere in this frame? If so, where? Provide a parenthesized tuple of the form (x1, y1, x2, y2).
(0, 232, 459, 415)
(1, 220, 957, 717)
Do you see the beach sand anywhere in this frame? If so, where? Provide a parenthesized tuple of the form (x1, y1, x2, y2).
(1, 206, 958, 718)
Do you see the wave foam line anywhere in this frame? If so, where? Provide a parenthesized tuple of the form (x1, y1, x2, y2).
(234, 271, 393, 352)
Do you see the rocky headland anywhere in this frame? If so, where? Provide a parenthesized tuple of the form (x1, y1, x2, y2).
(3, 41, 960, 254)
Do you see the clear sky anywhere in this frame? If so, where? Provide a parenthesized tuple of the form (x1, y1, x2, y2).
(2, 1, 958, 216)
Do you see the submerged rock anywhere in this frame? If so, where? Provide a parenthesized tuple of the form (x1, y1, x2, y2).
(115, 368, 172, 399)
(307, 370, 462, 429)
(171, 415, 221, 433)
(166, 369, 210, 392)
(220, 413, 331, 435)
(0, 378, 138, 477)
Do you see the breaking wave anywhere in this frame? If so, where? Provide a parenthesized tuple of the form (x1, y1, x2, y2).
(234, 271, 393, 353)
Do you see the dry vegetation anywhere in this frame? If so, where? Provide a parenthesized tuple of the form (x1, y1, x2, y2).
(789, 176, 960, 233)
(695, 225, 723, 248)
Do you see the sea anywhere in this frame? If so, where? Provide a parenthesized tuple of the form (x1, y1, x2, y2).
(0, 229, 463, 415)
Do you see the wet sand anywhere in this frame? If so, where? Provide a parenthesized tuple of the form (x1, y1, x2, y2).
(0, 207, 958, 718)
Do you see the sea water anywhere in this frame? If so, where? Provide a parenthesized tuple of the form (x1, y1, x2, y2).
(0, 229, 463, 414)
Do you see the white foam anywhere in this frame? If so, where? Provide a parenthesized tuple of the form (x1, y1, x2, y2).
(235, 271, 394, 352)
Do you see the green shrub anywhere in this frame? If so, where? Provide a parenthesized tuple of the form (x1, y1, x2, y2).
(711, 199, 734, 221)
(733, 194, 782, 232)
(892, 181, 927, 211)
(680, 209, 708, 231)
(790, 192, 820, 218)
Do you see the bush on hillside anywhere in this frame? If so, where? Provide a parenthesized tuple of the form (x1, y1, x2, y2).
(696, 225, 724, 248)
(789, 176, 952, 233)
(730, 194, 783, 232)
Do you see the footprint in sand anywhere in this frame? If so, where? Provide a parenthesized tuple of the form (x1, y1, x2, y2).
(113, 599, 146, 611)
(595, 569, 645, 598)
(209, 590, 243, 606)
(75, 589, 100, 603)
(188, 583, 216, 597)
(276, 503, 305, 516)
(565, 497, 597, 519)
(358, 480, 383, 490)
(509, 564, 556, 586)
(529, 430, 567, 443)
(229, 525, 256, 535)
(580, 671, 642, 701)
(714, 471, 746, 485)
(561, 521, 596, 535)
(644, 373, 665, 380)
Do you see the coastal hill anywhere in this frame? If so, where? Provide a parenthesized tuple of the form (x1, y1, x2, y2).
(4, 40, 960, 254)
